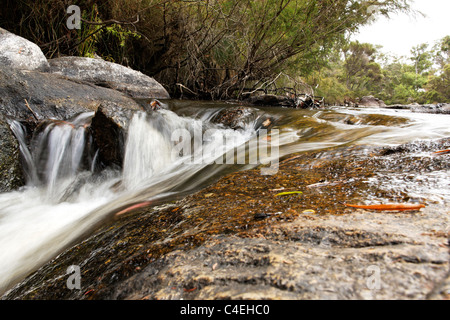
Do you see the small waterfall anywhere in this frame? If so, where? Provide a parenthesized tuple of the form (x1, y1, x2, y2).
(10, 113, 97, 202)
(121, 109, 260, 190)
(122, 111, 185, 190)
(8, 120, 38, 184)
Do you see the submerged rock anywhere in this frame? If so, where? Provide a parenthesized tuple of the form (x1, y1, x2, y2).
(210, 106, 275, 132)
(49, 57, 170, 100)
(0, 28, 50, 72)
(0, 114, 25, 192)
(210, 106, 256, 130)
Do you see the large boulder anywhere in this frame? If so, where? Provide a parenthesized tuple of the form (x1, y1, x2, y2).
(358, 96, 386, 108)
(0, 66, 142, 121)
(48, 57, 170, 100)
(0, 28, 50, 72)
(0, 114, 25, 192)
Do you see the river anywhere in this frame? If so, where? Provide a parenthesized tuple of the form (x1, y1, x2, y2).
(0, 100, 449, 295)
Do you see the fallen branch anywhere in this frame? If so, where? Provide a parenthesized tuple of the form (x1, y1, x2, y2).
(176, 83, 198, 96)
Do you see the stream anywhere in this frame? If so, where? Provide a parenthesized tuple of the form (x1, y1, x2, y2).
(0, 100, 449, 295)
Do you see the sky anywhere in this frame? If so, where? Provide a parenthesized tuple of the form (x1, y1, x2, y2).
(352, 0, 450, 59)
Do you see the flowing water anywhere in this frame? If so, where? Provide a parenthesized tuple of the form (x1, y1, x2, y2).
(0, 100, 449, 294)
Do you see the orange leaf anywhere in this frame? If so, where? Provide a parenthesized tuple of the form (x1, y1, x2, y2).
(434, 149, 450, 155)
(115, 201, 153, 216)
(344, 203, 426, 211)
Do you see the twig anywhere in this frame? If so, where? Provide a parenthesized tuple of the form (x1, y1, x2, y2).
(241, 73, 282, 96)
(24, 99, 39, 121)
(176, 83, 198, 96)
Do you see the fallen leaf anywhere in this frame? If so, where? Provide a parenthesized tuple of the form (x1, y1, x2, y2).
(344, 203, 426, 211)
(306, 181, 342, 188)
(115, 201, 153, 216)
(275, 191, 303, 197)
(280, 155, 302, 165)
(84, 289, 95, 296)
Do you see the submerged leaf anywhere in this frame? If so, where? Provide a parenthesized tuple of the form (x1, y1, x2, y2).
(275, 191, 303, 197)
(344, 203, 426, 212)
(115, 201, 153, 217)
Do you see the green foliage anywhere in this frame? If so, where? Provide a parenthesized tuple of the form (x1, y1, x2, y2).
(311, 35, 450, 105)
(342, 41, 383, 96)
(426, 64, 450, 103)
(5, 0, 435, 103)
(0, 0, 413, 99)
(410, 43, 433, 76)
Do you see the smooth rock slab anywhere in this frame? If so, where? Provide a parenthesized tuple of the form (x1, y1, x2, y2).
(49, 57, 170, 100)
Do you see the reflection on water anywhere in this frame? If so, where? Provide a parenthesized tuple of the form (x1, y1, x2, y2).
(0, 100, 449, 294)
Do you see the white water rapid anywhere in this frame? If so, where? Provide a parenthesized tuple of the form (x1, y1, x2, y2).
(0, 105, 276, 294)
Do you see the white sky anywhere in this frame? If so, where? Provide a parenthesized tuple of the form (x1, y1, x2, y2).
(352, 0, 450, 58)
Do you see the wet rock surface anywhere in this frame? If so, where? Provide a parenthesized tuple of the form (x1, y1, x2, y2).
(318, 112, 410, 127)
(0, 114, 25, 192)
(4, 138, 449, 300)
(210, 106, 272, 131)
(49, 57, 170, 100)
(90, 102, 138, 168)
(385, 103, 450, 115)
(0, 66, 142, 122)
